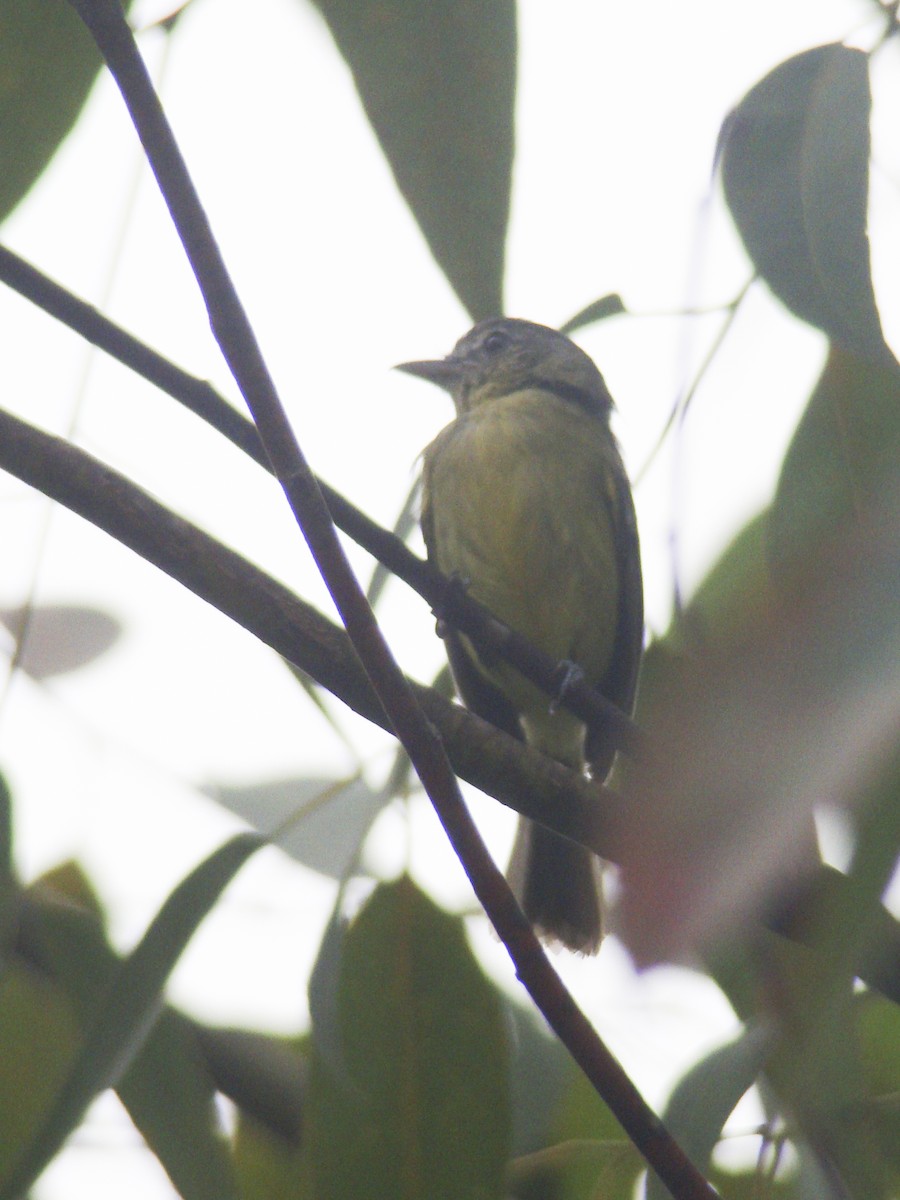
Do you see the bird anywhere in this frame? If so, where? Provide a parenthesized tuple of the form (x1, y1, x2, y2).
(397, 317, 643, 953)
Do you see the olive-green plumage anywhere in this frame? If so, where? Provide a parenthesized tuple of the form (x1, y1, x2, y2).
(399, 318, 643, 953)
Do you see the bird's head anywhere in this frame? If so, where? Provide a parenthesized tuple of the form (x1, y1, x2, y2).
(396, 318, 613, 418)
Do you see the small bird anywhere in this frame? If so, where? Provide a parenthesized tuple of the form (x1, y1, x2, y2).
(398, 318, 643, 953)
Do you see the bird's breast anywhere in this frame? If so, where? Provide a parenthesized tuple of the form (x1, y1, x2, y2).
(423, 391, 620, 681)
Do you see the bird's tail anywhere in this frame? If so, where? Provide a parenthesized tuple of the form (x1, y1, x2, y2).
(507, 818, 603, 954)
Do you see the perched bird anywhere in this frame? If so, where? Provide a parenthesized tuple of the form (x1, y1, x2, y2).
(398, 318, 643, 953)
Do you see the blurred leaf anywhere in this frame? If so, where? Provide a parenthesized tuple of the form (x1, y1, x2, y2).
(719, 44, 890, 362)
(505, 1001, 570, 1158)
(24, 871, 239, 1200)
(208, 775, 384, 878)
(3, 835, 262, 1200)
(0, 964, 81, 1187)
(0, 771, 11, 875)
(308, 876, 509, 1199)
(122, 1011, 239, 1200)
(307, 901, 348, 1080)
(708, 1163, 797, 1198)
(0, 0, 131, 224)
(234, 1109, 314, 1200)
(767, 345, 900, 586)
(539, 1044, 642, 1200)
(197, 1026, 306, 1143)
(857, 995, 900, 1178)
(559, 294, 627, 336)
(618, 487, 900, 967)
(509, 1139, 639, 1200)
(646, 1026, 768, 1200)
(310, 0, 515, 319)
(669, 509, 775, 654)
(230, 1035, 311, 1200)
(0, 604, 122, 678)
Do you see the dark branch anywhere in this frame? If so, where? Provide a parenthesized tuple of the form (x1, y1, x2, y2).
(3, 403, 899, 1009)
(0, 240, 643, 761)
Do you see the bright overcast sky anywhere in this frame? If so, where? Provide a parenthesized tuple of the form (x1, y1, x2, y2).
(1, 0, 896, 1195)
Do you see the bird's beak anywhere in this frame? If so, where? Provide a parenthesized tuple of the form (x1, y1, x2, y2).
(394, 355, 464, 393)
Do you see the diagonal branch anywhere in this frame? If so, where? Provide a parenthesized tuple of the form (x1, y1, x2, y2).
(0, 403, 624, 860)
(44, 5, 716, 1189)
(0, 240, 643, 759)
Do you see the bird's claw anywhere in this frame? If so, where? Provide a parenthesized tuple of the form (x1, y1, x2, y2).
(433, 571, 470, 638)
(549, 660, 585, 713)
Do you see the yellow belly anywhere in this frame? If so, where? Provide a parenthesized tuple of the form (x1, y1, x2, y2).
(423, 390, 621, 754)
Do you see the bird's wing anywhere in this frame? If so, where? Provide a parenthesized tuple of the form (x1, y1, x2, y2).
(587, 455, 644, 771)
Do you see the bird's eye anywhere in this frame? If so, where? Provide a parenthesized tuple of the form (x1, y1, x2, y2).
(482, 330, 510, 355)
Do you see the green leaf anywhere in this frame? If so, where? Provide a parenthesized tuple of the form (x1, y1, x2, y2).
(646, 1027, 768, 1200)
(2, 835, 263, 1200)
(767, 345, 900, 584)
(310, 0, 515, 320)
(719, 45, 890, 362)
(0, 0, 118, 224)
(308, 876, 509, 1200)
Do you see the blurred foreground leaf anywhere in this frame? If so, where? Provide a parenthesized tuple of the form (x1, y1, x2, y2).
(619, 489, 900, 966)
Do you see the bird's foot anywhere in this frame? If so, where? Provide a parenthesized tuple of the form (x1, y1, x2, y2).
(549, 660, 585, 713)
(433, 571, 470, 638)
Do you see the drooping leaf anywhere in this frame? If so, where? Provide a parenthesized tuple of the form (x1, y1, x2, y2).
(0, 0, 125, 224)
(308, 876, 509, 1200)
(309, 0, 516, 319)
(719, 44, 890, 363)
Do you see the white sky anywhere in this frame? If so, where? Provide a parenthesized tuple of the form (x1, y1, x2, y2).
(1, 0, 898, 1195)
